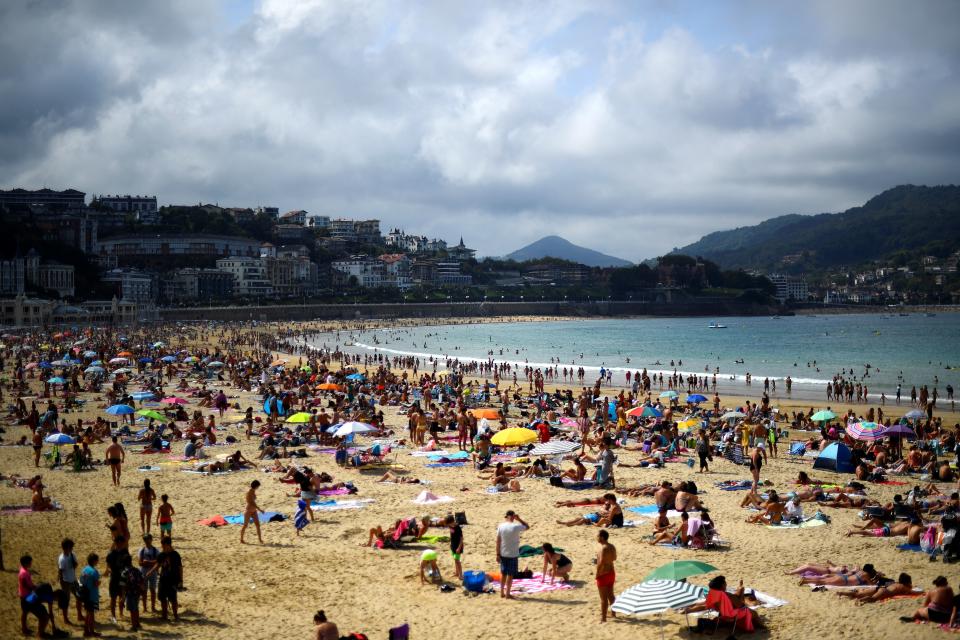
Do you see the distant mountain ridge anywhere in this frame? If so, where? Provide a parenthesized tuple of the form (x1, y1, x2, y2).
(504, 235, 632, 267)
(672, 185, 960, 271)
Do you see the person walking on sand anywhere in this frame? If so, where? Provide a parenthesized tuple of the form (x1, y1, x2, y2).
(105, 436, 125, 487)
(156, 494, 175, 540)
(240, 480, 265, 544)
(749, 445, 763, 492)
(596, 529, 617, 623)
(496, 510, 529, 599)
(137, 479, 156, 534)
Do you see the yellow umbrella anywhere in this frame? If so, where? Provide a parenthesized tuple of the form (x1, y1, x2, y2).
(490, 427, 537, 447)
(286, 412, 313, 423)
(677, 418, 700, 431)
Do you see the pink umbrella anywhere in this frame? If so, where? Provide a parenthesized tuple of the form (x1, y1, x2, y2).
(160, 397, 188, 405)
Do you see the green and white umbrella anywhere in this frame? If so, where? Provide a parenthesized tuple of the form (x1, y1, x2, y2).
(612, 579, 705, 639)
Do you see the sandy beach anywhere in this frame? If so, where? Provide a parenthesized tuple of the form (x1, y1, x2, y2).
(1, 317, 957, 640)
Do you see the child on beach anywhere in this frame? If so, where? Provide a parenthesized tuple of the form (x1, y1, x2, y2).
(419, 549, 441, 584)
(157, 494, 175, 539)
(446, 514, 464, 579)
(295, 498, 309, 536)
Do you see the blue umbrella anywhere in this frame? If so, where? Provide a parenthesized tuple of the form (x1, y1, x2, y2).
(83, 350, 98, 358)
(160, 355, 176, 363)
(45, 433, 76, 445)
(686, 394, 708, 404)
(38, 361, 52, 369)
(47, 376, 67, 384)
(131, 391, 156, 401)
(90, 360, 103, 366)
(641, 406, 663, 419)
(84, 365, 105, 375)
(346, 373, 365, 380)
(106, 404, 135, 415)
(139, 357, 153, 364)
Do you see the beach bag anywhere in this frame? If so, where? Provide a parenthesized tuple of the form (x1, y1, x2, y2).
(920, 525, 938, 553)
(454, 511, 468, 526)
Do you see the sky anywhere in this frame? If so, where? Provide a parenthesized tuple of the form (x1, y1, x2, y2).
(2, 0, 959, 262)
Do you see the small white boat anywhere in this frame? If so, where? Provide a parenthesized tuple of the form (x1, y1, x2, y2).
(708, 322, 727, 329)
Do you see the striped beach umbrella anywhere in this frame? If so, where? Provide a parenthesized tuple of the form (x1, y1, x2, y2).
(529, 440, 581, 456)
(611, 579, 705, 639)
(627, 405, 663, 419)
(845, 421, 884, 441)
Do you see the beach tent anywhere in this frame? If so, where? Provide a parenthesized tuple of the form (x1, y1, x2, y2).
(812, 442, 855, 473)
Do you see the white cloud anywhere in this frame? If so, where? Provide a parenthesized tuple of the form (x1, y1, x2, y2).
(1, 0, 958, 261)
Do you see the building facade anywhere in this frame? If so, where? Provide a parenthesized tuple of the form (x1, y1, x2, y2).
(0, 188, 85, 211)
(96, 194, 159, 224)
(215, 257, 273, 297)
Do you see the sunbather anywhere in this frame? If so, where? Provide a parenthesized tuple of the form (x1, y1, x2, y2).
(746, 494, 786, 524)
(904, 576, 954, 624)
(836, 573, 913, 603)
(820, 492, 878, 508)
(378, 471, 420, 484)
(785, 562, 855, 576)
(845, 519, 924, 542)
(555, 496, 606, 508)
(800, 564, 878, 586)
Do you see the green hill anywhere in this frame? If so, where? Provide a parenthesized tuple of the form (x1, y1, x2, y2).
(672, 185, 960, 272)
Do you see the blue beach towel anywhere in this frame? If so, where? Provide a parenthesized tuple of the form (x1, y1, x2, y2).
(222, 511, 285, 525)
(294, 500, 309, 531)
(626, 505, 660, 516)
(425, 462, 466, 468)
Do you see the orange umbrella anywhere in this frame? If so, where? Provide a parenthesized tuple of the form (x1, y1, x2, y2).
(317, 383, 342, 391)
(117, 351, 134, 357)
(468, 408, 502, 420)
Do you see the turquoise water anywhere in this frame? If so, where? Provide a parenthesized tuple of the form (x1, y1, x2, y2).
(315, 313, 960, 401)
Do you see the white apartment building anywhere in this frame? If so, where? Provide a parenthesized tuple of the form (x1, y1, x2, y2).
(216, 257, 273, 297)
(331, 255, 385, 288)
(768, 274, 808, 303)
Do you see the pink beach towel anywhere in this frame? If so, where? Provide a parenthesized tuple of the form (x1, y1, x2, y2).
(487, 572, 575, 595)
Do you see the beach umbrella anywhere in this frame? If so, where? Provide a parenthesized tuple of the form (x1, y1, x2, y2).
(721, 411, 746, 420)
(846, 421, 885, 441)
(136, 409, 166, 421)
(644, 560, 717, 582)
(183, 356, 198, 363)
(44, 433, 76, 445)
(686, 394, 708, 404)
(333, 421, 377, 438)
(160, 397, 188, 405)
(108, 357, 128, 365)
(659, 390, 679, 400)
(152, 341, 165, 348)
(529, 440, 581, 456)
(131, 391, 156, 401)
(24, 362, 38, 370)
(491, 427, 537, 447)
(810, 410, 837, 422)
(902, 409, 925, 420)
(116, 351, 134, 357)
(468, 407, 502, 420)
(50, 359, 73, 367)
(111, 368, 131, 375)
(83, 350, 97, 358)
(90, 360, 103, 366)
(628, 405, 663, 419)
(611, 579, 705, 639)
(106, 404, 135, 415)
(160, 355, 177, 363)
(300, 365, 312, 372)
(84, 366, 105, 375)
(346, 373, 365, 380)
(46, 376, 67, 384)
(138, 357, 153, 364)
(206, 361, 225, 368)
(285, 412, 314, 424)
(38, 361, 52, 369)
(880, 423, 917, 439)
(317, 383, 342, 391)
(270, 359, 286, 366)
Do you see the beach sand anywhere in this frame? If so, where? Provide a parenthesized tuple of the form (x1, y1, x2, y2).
(0, 318, 956, 640)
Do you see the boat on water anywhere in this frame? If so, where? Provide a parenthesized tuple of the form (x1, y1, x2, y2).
(925, 313, 937, 317)
(708, 322, 727, 329)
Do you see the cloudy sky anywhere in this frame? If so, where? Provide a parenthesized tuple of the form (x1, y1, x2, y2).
(2, 1, 958, 261)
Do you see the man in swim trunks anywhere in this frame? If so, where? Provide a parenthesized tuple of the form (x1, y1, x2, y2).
(157, 494, 175, 539)
(596, 529, 617, 623)
(105, 436, 125, 487)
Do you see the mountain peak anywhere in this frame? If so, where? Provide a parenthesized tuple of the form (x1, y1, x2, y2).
(504, 236, 632, 267)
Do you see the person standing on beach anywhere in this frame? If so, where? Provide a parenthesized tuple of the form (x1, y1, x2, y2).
(496, 510, 529, 599)
(137, 479, 156, 534)
(156, 495, 175, 539)
(749, 445, 763, 492)
(596, 529, 617, 623)
(240, 480, 265, 544)
(446, 514, 464, 579)
(105, 436, 125, 487)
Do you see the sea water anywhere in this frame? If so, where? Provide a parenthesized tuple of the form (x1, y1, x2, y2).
(310, 313, 960, 403)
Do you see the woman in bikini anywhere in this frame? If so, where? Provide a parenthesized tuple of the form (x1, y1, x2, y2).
(799, 563, 878, 586)
(138, 479, 157, 534)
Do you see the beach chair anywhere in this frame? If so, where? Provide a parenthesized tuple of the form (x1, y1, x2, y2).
(786, 441, 807, 464)
(723, 444, 751, 467)
(388, 623, 410, 640)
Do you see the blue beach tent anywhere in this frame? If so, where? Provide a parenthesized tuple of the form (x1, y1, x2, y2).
(812, 442, 855, 473)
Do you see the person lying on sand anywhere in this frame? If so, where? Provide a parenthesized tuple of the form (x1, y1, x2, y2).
(836, 573, 913, 604)
(555, 496, 606, 508)
(785, 562, 856, 576)
(378, 470, 420, 484)
(615, 484, 659, 498)
(362, 516, 433, 547)
(800, 564, 879, 587)
(556, 494, 623, 527)
(819, 492, 878, 508)
(845, 520, 925, 543)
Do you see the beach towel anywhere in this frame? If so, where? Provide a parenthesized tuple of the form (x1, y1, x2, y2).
(137, 465, 161, 472)
(558, 480, 595, 490)
(876, 480, 908, 486)
(424, 462, 466, 468)
(716, 480, 753, 491)
(766, 518, 826, 529)
(309, 499, 374, 511)
(317, 487, 352, 496)
(417, 534, 450, 545)
(626, 505, 698, 520)
(487, 572, 576, 595)
(197, 515, 228, 527)
(897, 543, 934, 554)
(428, 451, 470, 461)
(411, 490, 454, 505)
(180, 469, 232, 476)
(222, 511, 286, 524)
(294, 499, 309, 531)
(1, 505, 59, 515)
(518, 545, 564, 558)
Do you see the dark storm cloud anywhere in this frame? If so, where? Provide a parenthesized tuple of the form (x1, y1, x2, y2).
(2, 0, 958, 260)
